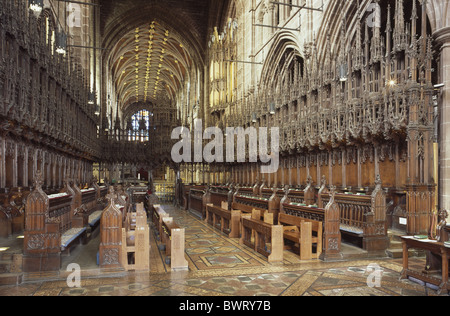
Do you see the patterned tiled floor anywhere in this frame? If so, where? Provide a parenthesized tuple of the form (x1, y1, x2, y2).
(0, 204, 448, 297)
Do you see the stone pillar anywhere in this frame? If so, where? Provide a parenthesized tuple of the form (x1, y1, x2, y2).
(435, 27, 450, 221)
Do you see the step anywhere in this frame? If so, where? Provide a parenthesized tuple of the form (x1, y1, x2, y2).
(0, 273, 23, 286)
(0, 253, 23, 273)
(386, 247, 426, 259)
(385, 248, 404, 259)
(388, 240, 403, 250)
(388, 229, 407, 243)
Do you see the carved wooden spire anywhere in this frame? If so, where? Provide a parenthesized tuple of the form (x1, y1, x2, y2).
(393, 0, 407, 52)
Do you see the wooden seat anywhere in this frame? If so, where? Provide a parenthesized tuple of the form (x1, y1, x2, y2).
(239, 214, 284, 263)
(161, 217, 188, 270)
(278, 213, 323, 260)
(121, 202, 150, 271)
(319, 176, 389, 254)
(205, 203, 241, 238)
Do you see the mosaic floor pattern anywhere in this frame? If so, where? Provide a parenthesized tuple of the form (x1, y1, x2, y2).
(0, 204, 448, 297)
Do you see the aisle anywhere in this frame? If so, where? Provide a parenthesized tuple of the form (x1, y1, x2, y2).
(152, 204, 305, 273)
(0, 204, 445, 296)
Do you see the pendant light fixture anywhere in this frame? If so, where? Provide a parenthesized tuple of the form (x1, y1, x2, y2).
(55, 30, 67, 55)
(29, 0, 44, 14)
(339, 63, 348, 82)
(269, 103, 276, 115)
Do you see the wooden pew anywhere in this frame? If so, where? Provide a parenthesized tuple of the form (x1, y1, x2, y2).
(84, 180, 106, 235)
(80, 187, 98, 212)
(281, 186, 342, 261)
(23, 173, 88, 272)
(278, 213, 323, 260)
(7, 187, 29, 234)
(114, 185, 130, 223)
(161, 216, 188, 270)
(0, 187, 30, 238)
(188, 187, 206, 218)
(239, 214, 284, 263)
(182, 184, 192, 210)
(234, 186, 254, 198)
(320, 175, 389, 254)
(97, 185, 109, 205)
(208, 185, 234, 210)
(121, 203, 150, 271)
(69, 180, 97, 232)
(205, 203, 241, 238)
(232, 187, 279, 224)
(151, 204, 169, 240)
(0, 204, 12, 238)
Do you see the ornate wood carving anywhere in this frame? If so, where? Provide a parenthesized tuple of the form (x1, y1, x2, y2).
(99, 187, 123, 270)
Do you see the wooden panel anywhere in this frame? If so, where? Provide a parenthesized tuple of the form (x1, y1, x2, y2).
(346, 162, 358, 188)
(332, 164, 342, 187)
(379, 160, 396, 188)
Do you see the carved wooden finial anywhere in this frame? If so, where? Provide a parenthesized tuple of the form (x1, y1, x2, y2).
(321, 175, 327, 187)
(33, 170, 44, 189)
(106, 186, 116, 201)
(439, 209, 448, 223)
(375, 174, 382, 187)
(437, 209, 448, 242)
(306, 175, 313, 186)
(329, 185, 337, 200)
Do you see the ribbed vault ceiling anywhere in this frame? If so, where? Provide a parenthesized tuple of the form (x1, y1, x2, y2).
(110, 21, 192, 110)
(99, 0, 230, 112)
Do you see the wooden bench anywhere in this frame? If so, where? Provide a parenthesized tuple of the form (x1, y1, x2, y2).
(239, 214, 283, 263)
(278, 213, 323, 260)
(121, 203, 150, 271)
(161, 216, 188, 270)
(151, 204, 169, 240)
(320, 175, 388, 254)
(208, 185, 234, 210)
(23, 174, 88, 272)
(97, 185, 109, 207)
(87, 210, 103, 237)
(189, 188, 206, 218)
(0, 204, 12, 238)
(70, 181, 100, 239)
(205, 203, 241, 238)
(80, 187, 98, 212)
(281, 187, 342, 261)
(232, 189, 279, 224)
(0, 187, 29, 238)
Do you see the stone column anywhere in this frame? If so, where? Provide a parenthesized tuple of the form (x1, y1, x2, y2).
(435, 27, 450, 220)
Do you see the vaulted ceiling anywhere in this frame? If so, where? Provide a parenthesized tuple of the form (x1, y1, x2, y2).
(98, 0, 229, 112)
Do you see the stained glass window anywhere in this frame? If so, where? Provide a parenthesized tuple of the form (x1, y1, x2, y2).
(128, 110, 153, 142)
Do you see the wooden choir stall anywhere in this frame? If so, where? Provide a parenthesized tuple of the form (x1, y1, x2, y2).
(23, 173, 88, 272)
(99, 187, 152, 271)
(281, 186, 342, 261)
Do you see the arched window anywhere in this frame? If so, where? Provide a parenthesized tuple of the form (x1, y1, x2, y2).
(128, 110, 153, 142)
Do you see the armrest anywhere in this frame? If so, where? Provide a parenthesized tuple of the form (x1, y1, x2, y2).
(283, 226, 299, 232)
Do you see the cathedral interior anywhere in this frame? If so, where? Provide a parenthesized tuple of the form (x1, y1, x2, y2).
(0, 0, 449, 297)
